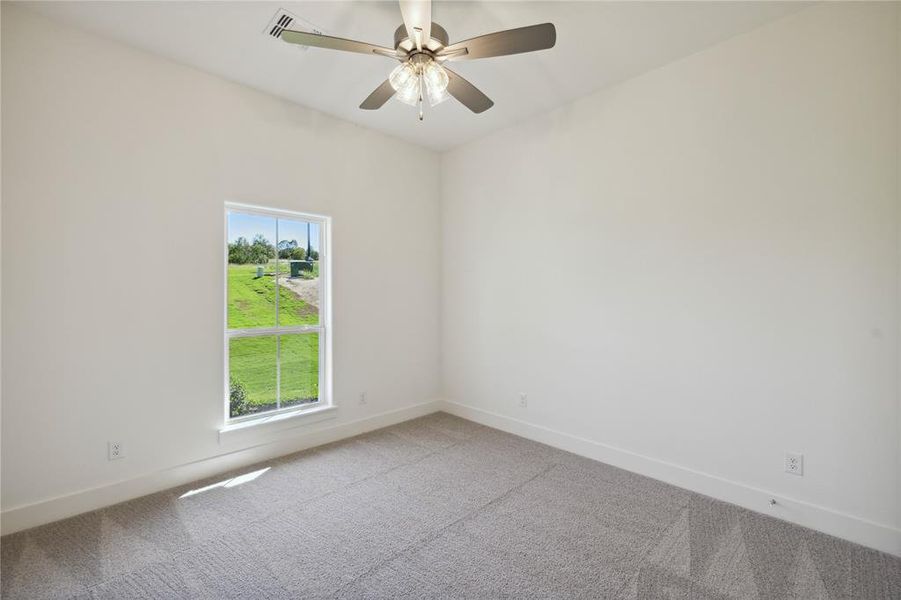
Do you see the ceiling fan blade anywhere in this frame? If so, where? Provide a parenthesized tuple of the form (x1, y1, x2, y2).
(445, 68, 494, 114)
(439, 23, 556, 61)
(399, 0, 431, 49)
(360, 80, 396, 110)
(280, 30, 394, 57)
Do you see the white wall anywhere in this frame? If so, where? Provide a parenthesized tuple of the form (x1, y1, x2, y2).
(441, 2, 900, 552)
(1, 4, 440, 522)
(897, 5, 901, 536)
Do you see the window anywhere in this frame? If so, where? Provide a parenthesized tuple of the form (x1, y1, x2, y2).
(225, 204, 329, 422)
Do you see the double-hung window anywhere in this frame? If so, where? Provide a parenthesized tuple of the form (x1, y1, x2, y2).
(225, 203, 330, 422)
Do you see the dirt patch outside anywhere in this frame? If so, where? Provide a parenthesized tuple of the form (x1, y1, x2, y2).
(278, 275, 320, 309)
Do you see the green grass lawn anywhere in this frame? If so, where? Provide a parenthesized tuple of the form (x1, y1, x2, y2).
(227, 263, 318, 328)
(228, 263, 320, 416)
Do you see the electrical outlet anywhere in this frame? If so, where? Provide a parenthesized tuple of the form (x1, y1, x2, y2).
(784, 452, 803, 476)
(359, 392, 367, 405)
(519, 392, 528, 408)
(108, 441, 125, 461)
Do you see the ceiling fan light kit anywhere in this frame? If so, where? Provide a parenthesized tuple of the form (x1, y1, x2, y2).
(389, 53, 451, 118)
(279, 0, 556, 121)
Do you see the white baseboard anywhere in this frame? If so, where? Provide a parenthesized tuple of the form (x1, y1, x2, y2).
(440, 400, 901, 557)
(0, 400, 442, 536)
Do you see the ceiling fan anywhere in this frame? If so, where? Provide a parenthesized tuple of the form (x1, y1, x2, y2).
(279, 0, 556, 120)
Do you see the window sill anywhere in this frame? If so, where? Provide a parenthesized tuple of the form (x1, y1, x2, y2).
(218, 404, 337, 444)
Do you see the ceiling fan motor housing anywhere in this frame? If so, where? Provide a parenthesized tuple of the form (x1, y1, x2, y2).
(394, 22, 449, 55)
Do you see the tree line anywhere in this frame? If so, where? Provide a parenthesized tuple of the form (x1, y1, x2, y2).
(228, 235, 319, 264)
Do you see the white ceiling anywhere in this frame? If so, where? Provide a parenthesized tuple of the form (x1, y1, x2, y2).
(22, 1, 808, 151)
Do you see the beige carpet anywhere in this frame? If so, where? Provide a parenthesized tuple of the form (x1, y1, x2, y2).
(1, 412, 899, 599)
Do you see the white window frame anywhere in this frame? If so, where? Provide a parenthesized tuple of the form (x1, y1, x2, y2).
(223, 202, 332, 425)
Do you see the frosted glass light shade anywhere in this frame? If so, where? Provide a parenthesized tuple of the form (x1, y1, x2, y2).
(389, 62, 419, 105)
(426, 84, 450, 106)
(395, 80, 420, 106)
(422, 61, 450, 106)
(422, 61, 448, 92)
(389, 62, 416, 92)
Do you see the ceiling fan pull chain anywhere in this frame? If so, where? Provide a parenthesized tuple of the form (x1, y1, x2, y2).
(418, 72, 424, 121)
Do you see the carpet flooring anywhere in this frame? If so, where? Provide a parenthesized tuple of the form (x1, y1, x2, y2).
(1, 412, 899, 599)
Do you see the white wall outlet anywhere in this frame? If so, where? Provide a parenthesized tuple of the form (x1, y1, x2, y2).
(784, 452, 803, 476)
(359, 392, 367, 405)
(108, 441, 125, 461)
(519, 392, 528, 408)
